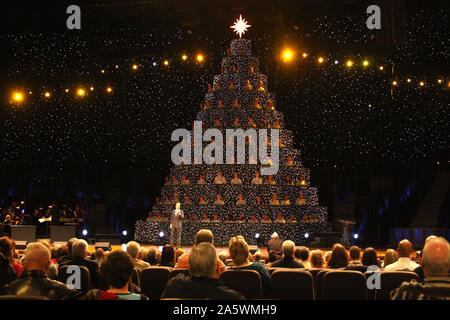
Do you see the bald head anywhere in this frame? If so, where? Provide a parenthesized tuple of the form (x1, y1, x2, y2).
(23, 242, 51, 273)
(422, 237, 450, 276)
(397, 239, 414, 258)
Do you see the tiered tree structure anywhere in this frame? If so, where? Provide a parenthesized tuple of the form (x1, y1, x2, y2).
(135, 38, 331, 245)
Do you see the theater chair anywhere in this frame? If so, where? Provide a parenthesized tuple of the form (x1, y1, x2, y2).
(322, 270, 367, 300)
(140, 267, 172, 300)
(57, 265, 91, 295)
(376, 271, 419, 300)
(0, 295, 49, 300)
(270, 269, 314, 300)
(219, 269, 263, 299)
(169, 268, 190, 279)
(306, 268, 323, 285)
(345, 265, 368, 273)
(131, 268, 141, 288)
(315, 269, 330, 300)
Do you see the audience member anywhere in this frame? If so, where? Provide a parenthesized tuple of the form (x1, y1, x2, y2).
(37, 240, 58, 279)
(59, 239, 99, 287)
(94, 248, 105, 265)
(83, 251, 148, 300)
(0, 237, 18, 287)
(229, 236, 271, 297)
(0, 242, 79, 299)
(361, 247, 381, 267)
(383, 249, 399, 268)
(159, 245, 175, 268)
(391, 237, 450, 300)
(174, 230, 226, 278)
(295, 246, 311, 268)
(145, 246, 160, 266)
(267, 232, 282, 257)
(310, 250, 326, 268)
(57, 238, 78, 265)
(175, 248, 185, 263)
(385, 239, 420, 271)
(265, 250, 278, 268)
(162, 243, 245, 300)
(327, 243, 349, 269)
(126, 241, 150, 271)
(271, 241, 304, 268)
(348, 246, 362, 266)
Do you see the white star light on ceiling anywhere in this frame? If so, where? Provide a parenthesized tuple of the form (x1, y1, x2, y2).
(230, 15, 251, 38)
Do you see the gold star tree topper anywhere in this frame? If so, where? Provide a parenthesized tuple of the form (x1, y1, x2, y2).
(230, 15, 251, 38)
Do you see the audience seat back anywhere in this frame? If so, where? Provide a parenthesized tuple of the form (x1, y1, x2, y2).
(219, 269, 262, 299)
(322, 270, 367, 300)
(57, 265, 91, 295)
(0, 295, 49, 300)
(131, 268, 141, 287)
(376, 271, 419, 300)
(315, 269, 330, 300)
(140, 267, 172, 300)
(270, 269, 314, 300)
(345, 265, 368, 273)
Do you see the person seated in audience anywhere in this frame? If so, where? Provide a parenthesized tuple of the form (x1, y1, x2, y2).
(256, 80, 265, 91)
(180, 175, 191, 185)
(236, 194, 246, 206)
(310, 250, 326, 269)
(0, 237, 19, 287)
(263, 119, 270, 128)
(163, 196, 171, 205)
(228, 236, 271, 297)
(266, 99, 275, 110)
(243, 80, 253, 90)
(327, 243, 349, 269)
(273, 120, 281, 129)
(348, 246, 362, 266)
(94, 248, 104, 265)
(232, 98, 241, 109)
(295, 193, 307, 206)
(286, 156, 294, 166)
(265, 175, 276, 185)
(145, 246, 160, 266)
(197, 174, 207, 184)
(251, 171, 263, 185)
(271, 240, 304, 268)
(287, 214, 297, 223)
(126, 241, 150, 271)
(199, 196, 207, 205)
(211, 214, 221, 223)
(253, 97, 262, 109)
(174, 229, 226, 278)
(247, 117, 257, 128)
(0, 242, 80, 300)
(175, 248, 185, 264)
(295, 246, 311, 268)
(201, 214, 210, 223)
(273, 212, 286, 223)
(214, 171, 227, 184)
(159, 245, 176, 268)
(183, 196, 192, 205)
(310, 213, 319, 222)
(383, 249, 399, 268)
(214, 119, 223, 128)
(253, 251, 262, 263)
(153, 212, 162, 221)
(261, 214, 272, 223)
(192, 214, 200, 222)
(236, 214, 246, 223)
(265, 250, 278, 268)
(254, 196, 263, 205)
(214, 194, 225, 205)
(84, 250, 148, 300)
(213, 82, 221, 91)
(36, 240, 58, 280)
(217, 251, 229, 266)
(217, 100, 225, 109)
(171, 176, 179, 186)
(233, 117, 242, 128)
(231, 172, 242, 185)
(384, 239, 420, 271)
(248, 215, 258, 224)
(285, 175, 294, 185)
(361, 247, 380, 267)
(58, 239, 100, 287)
(163, 242, 244, 300)
(281, 195, 291, 206)
(160, 212, 169, 222)
(269, 194, 280, 205)
(164, 176, 170, 187)
(391, 237, 450, 300)
(297, 174, 306, 186)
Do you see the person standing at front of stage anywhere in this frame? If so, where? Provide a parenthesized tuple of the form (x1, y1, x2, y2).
(170, 202, 184, 247)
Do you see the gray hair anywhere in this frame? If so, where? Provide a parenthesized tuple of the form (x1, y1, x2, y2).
(72, 239, 88, 259)
(189, 242, 217, 277)
(422, 237, 450, 276)
(126, 241, 140, 258)
(282, 240, 295, 257)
